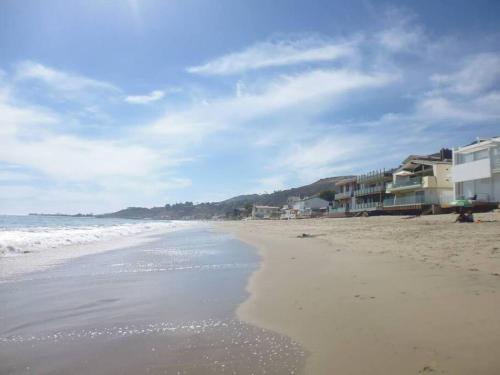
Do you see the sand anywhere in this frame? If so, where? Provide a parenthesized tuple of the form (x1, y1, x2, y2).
(219, 211, 500, 374)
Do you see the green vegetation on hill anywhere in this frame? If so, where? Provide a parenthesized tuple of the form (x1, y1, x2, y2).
(99, 176, 352, 220)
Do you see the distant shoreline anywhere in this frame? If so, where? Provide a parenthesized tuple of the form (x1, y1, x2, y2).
(28, 213, 95, 217)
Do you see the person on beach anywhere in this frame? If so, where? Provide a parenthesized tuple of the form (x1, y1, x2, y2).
(455, 209, 474, 223)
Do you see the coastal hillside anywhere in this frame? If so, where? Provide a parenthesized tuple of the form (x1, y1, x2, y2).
(99, 176, 352, 220)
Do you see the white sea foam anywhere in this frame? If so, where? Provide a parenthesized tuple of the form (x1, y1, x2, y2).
(0, 221, 191, 256)
(0, 218, 203, 279)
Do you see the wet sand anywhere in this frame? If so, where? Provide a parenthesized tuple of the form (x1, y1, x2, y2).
(0, 226, 305, 374)
(220, 212, 500, 374)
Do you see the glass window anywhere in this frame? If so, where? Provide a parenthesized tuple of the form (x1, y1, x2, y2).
(474, 149, 489, 161)
(463, 153, 474, 163)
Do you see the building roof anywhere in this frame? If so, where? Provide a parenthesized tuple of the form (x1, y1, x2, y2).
(397, 149, 452, 172)
(455, 136, 500, 153)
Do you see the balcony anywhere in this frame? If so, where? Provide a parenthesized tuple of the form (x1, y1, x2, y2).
(335, 191, 353, 200)
(329, 206, 347, 213)
(386, 176, 422, 192)
(351, 201, 382, 211)
(383, 194, 439, 207)
(357, 170, 392, 184)
(354, 185, 385, 197)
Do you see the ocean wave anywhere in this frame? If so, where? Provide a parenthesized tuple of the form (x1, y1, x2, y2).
(0, 221, 193, 257)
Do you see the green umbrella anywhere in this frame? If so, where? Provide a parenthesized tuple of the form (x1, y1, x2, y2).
(450, 199, 473, 208)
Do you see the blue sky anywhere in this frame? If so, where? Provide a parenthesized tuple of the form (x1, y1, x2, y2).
(1, 0, 500, 214)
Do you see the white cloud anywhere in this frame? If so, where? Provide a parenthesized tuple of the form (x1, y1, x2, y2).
(376, 8, 425, 53)
(0, 88, 188, 207)
(254, 176, 287, 193)
(416, 93, 500, 123)
(187, 37, 356, 75)
(147, 68, 395, 145)
(125, 90, 165, 104)
(15, 61, 119, 98)
(431, 53, 500, 95)
(0, 170, 34, 182)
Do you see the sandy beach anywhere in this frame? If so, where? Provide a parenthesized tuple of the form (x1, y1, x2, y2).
(220, 211, 500, 374)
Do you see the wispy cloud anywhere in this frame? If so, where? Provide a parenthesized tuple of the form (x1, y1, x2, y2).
(431, 53, 500, 95)
(125, 90, 165, 104)
(187, 37, 357, 75)
(0, 82, 191, 213)
(269, 135, 371, 184)
(376, 9, 425, 53)
(148, 68, 395, 144)
(15, 61, 119, 96)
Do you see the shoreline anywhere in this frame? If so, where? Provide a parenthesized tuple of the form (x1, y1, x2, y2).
(1, 224, 305, 374)
(219, 213, 500, 374)
(0, 221, 203, 280)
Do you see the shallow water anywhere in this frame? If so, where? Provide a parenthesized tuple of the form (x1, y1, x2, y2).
(0, 226, 305, 374)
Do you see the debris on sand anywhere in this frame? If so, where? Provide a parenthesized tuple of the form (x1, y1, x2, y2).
(297, 233, 325, 238)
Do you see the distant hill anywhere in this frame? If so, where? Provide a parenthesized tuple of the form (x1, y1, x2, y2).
(99, 176, 352, 220)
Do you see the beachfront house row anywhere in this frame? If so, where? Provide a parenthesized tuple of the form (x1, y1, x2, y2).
(350, 169, 393, 214)
(385, 149, 454, 212)
(452, 137, 500, 203)
(330, 177, 356, 216)
(251, 205, 281, 220)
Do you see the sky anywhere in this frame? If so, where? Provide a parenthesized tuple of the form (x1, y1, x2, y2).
(1, 0, 500, 214)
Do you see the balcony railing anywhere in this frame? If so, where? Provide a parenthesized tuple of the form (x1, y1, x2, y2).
(383, 195, 439, 206)
(334, 191, 353, 200)
(387, 177, 423, 192)
(357, 169, 393, 184)
(329, 207, 348, 213)
(351, 201, 382, 211)
(354, 185, 385, 196)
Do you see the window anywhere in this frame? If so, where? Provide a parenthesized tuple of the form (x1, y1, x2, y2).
(474, 149, 489, 161)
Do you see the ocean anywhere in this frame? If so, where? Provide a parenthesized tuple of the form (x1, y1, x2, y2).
(0, 216, 304, 374)
(0, 215, 196, 279)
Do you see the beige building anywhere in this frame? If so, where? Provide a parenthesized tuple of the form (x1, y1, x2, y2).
(385, 150, 453, 211)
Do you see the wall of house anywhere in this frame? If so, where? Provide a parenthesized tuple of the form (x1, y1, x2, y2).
(433, 164, 453, 188)
(453, 158, 491, 183)
(493, 173, 500, 201)
(303, 197, 329, 209)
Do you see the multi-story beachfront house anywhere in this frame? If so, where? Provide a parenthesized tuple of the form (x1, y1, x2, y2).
(384, 149, 453, 213)
(330, 177, 356, 216)
(351, 169, 393, 214)
(452, 137, 500, 203)
(251, 205, 281, 219)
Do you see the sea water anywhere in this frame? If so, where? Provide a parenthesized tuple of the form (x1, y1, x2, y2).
(0, 223, 305, 374)
(0, 215, 198, 279)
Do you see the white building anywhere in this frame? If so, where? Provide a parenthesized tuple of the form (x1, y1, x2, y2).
(293, 197, 329, 217)
(251, 205, 281, 219)
(452, 137, 500, 203)
(280, 206, 298, 220)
